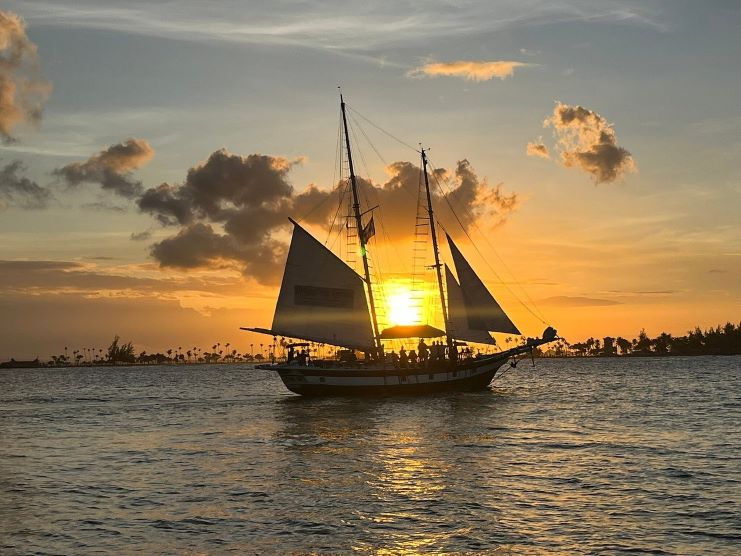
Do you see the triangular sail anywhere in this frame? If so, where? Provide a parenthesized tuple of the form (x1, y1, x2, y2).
(271, 220, 375, 350)
(445, 265, 496, 345)
(446, 234, 521, 335)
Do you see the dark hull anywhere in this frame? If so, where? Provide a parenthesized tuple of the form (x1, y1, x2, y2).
(258, 352, 511, 397)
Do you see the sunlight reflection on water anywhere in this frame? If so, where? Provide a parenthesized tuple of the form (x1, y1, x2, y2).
(0, 357, 739, 554)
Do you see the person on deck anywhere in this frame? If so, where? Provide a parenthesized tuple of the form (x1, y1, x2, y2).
(433, 341, 442, 362)
(409, 349, 418, 367)
(418, 339, 429, 365)
(399, 347, 408, 368)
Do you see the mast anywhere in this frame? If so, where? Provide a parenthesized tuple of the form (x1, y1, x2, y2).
(421, 148, 452, 349)
(340, 94, 382, 351)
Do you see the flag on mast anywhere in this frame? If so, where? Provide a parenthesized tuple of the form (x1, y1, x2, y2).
(360, 216, 375, 243)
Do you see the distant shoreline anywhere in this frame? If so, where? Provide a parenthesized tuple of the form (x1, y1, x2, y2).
(2, 352, 740, 370)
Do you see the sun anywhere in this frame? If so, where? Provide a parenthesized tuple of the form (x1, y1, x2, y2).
(384, 281, 423, 325)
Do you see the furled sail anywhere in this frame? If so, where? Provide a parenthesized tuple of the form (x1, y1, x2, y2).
(445, 265, 496, 345)
(446, 234, 521, 335)
(269, 219, 375, 350)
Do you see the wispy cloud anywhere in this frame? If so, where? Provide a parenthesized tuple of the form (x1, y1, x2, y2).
(408, 60, 529, 81)
(8, 0, 665, 55)
(540, 295, 621, 307)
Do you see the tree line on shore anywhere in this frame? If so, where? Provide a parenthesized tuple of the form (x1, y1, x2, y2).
(42, 335, 272, 367)
(3, 321, 741, 368)
(535, 321, 741, 357)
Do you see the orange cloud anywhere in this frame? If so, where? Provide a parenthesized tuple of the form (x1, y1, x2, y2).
(0, 10, 52, 141)
(526, 141, 550, 159)
(408, 60, 528, 81)
(543, 102, 636, 183)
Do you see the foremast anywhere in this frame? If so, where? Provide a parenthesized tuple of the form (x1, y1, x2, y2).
(421, 148, 454, 353)
(340, 94, 382, 352)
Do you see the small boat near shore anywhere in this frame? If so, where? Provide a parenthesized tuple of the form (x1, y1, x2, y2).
(244, 95, 557, 396)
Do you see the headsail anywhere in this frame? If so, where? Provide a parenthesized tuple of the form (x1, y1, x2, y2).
(269, 219, 375, 350)
(445, 265, 496, 345)
(446, 233, 521, 335)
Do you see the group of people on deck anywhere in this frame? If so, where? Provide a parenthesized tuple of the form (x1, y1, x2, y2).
(286, 339, 480, 368)
(384, 339, 475, 369)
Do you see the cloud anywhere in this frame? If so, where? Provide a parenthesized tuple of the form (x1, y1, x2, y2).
(80, 200, 127, 212)
(53, 138, 154, 198)
(0, 10, 51, 142)
(541, 295, 621, 307)
(0, 258, 249, 296)
(0, 160, 52, 209)
(537, 102, 636, 183)
(137, 148, 517, 285)
(130, 229, 152, 241)
(138, 150, 327, 284)
(408, 60, 528, 81)
(526, 141, 550, 159)
(14, 2, 664, 54)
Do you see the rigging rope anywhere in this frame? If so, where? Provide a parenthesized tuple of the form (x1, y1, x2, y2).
(426, 155, 550, 326)
(346, 104, 420, 154)
(321, 101, 551, 333)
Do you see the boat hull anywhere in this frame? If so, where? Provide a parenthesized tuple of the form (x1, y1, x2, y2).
(257, 353, 510, 396)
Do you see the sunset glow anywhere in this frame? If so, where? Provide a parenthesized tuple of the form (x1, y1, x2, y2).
(0, 2, 739, 360)
(384, 282, 422, 326)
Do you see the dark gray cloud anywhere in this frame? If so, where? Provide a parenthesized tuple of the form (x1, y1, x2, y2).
(149, 223, 286, 285)
(130, 229, 152, 241)
(0, 10, 52, 142)
(0, 160, 52, 208)
(532, 102, 636, 184)
(138, 148, 518, 285)
(80, 200, 127, 212)
(137, 183, 194, 226)
(54, 138, 154, 198)
(137, 150, 332, 284)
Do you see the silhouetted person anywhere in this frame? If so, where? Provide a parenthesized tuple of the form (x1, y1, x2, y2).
(389, 351, 399, 368)
(432, 341, 441, 362)
(399, 347, 408, 368)
(298, 349, 307, 366)
(418, 339, 429, 365)
(409, 349, 417, 367)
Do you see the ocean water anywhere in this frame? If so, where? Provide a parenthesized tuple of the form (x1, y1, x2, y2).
(0, 356, 739, 555)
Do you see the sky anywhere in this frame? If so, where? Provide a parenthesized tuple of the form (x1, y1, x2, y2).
(1, 0, 740, 359)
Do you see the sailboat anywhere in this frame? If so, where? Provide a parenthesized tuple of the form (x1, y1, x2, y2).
(243, 95, 557, 396)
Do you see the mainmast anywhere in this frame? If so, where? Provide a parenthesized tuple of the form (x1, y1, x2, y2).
(340, 94, 382, 352)
(421, 148, 452, 349)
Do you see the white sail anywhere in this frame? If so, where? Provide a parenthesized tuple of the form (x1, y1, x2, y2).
(445, 265, 496, 345)
(446, 233, 521, 335)
(271, 219, 375, 350)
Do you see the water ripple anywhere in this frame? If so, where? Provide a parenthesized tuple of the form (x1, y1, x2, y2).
(0, 358, 739, 554)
